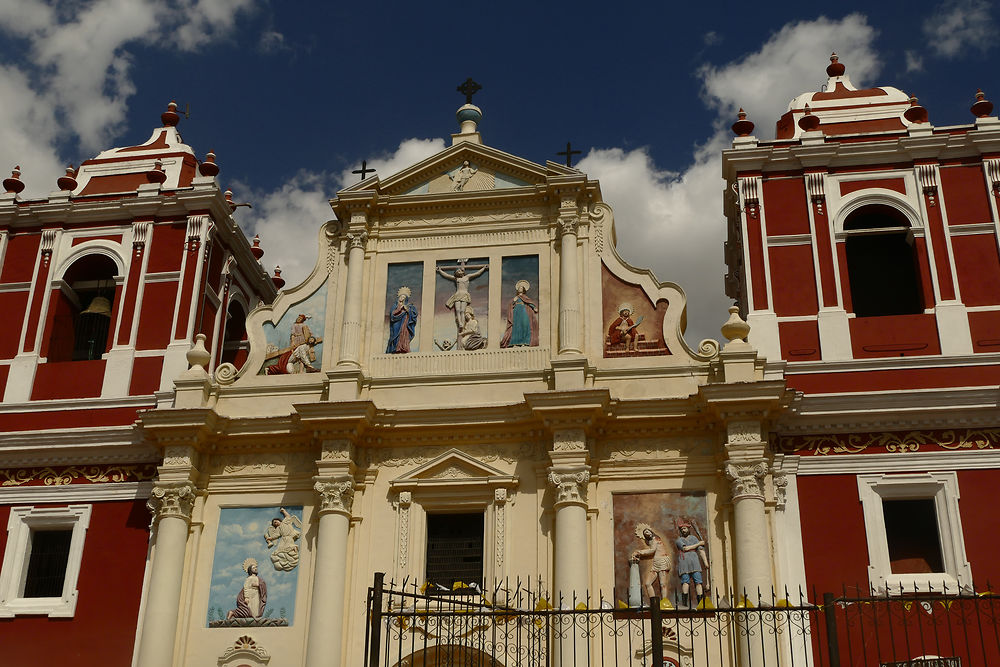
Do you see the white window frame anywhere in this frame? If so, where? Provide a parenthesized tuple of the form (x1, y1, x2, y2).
(0, 504, 92, 617)
(857, 472, 971, 595)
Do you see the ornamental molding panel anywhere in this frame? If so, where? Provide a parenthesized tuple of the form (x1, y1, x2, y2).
(0, 463, 155, 487)
(726, 420, 763, 445)
(724, 460, 768, 501)
(389, 448, 519, 492)
(795, 447, 1000, 475)
(147, 481, 197, 524)
(0, 481, 151, 503)
(217, 634, 270, 666)
(776, 428, 1000, 456)
(210, 452, 315, 476)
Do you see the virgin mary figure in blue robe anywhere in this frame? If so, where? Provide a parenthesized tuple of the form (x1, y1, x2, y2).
(386, 287, 418, 353)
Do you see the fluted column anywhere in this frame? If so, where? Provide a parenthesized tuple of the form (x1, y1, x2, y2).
(338, 230, 368, 366)
(557, 204, 582, 354)
(305, 476, 355, 667)
(135, 480, 196, 667)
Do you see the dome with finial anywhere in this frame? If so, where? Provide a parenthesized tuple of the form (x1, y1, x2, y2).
(971, 89, 994, 118)
(161, 100, 180, 127)
(731, 108, 755, 137)
(57, 165, 78, 192)
(272, 266, 285, 290)
(199, 150, 220, 177)
(776, 53, 912, 140)
(3, 166, 24, 194)
(146, 159, 167, 184)
(250, 234, 264, 260)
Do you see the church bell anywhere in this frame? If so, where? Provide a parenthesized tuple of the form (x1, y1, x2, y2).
(80, 295, 112, 317)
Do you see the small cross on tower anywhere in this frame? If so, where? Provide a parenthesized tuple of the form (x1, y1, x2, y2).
(352, 160, 375, 182)
(557, 141, 582, 168)
(457, 78, 482, 104)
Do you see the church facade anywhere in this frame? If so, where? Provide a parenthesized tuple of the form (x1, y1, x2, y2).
(0, 58, 998, 667)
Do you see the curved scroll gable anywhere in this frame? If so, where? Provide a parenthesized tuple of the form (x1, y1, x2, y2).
(595, 212, 719, 363)
(226, 222, 340, 384)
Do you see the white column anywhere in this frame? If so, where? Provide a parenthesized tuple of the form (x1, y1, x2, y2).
(305, 477, 354, 667)
(557, 214, 582, 354)
(135, 481, 196, 667)
(338, 231, 367, 366)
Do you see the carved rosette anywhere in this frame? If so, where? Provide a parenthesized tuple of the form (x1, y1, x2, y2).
(724, 461, 768, 501)
(147, 481, 197, 524)
(314, 478, 355, 516)
(548, 469, 590, 507)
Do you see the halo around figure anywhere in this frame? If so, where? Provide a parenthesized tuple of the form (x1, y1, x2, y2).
(515, 279, 530, 293)
(617, 302, 634, 315)
(633, 522, 652, 540)
(242, 557, 258, 573)
(396, 286, 411, 299)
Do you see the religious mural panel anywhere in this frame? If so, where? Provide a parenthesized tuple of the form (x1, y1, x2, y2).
(384, 262, 424, 354)
(499, 255, 540, 348)
(612, 492, 710, 609)
(207, 506, 303, 627)
(434, 257, 489, 351)
(260, 283, 326, 374)
(601, 264, 669, 358)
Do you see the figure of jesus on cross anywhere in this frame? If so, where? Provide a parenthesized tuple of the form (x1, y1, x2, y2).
(437, 259, 488, 350)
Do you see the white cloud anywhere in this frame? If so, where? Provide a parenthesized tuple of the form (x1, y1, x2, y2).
(905, 50, 925, 72)
(0, 0, 263, 195)
(923, 0, 997, 58)
(581, 14, 881, 346)
(336, 137, 447, 187)
(703, 31, 722, 46)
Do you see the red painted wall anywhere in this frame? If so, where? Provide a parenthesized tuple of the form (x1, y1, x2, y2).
(768, 245, 819, 315)
(951, 234, 1000, 306)
(762, 178, 810, 235)
(0, 499, 149, 667)
(129, 356, 163, 395)
(146, 223, 185, 273)
(787, 364, 1000, 394)
(136, 282, 178, 350)
(0, 234, 40, 282)
(0, 292, 28, 357)
(778, 320, 821, 360)
(940, 164, 992, 225)
(969, 310, 1000, 352)
(849, 313, 941, 358)
(798, 474, 871, 593)
(31, 360, 106, 400)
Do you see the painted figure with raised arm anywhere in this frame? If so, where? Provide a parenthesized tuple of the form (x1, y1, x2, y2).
(631, 522, 671, 602)
(265, 507, 302, 572)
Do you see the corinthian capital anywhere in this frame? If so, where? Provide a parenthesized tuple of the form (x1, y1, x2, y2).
(346, 231, 368, 250)
(558, 217, 578, 237)
(147, 481, 197, 524)
(548, 468, 590, 506)
(315, 478, 355, 516)
(724, 461, 768, 501)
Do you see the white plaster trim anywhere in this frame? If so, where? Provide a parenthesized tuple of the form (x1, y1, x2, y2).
(775, 315, 818, 322)
(856, 472, 971, 594)
(966, 304, 1000, 312)
(785, 351, 1000, 374)
(0, 504, 92, 617)
(796, 449, 1000, 475)
(144, 271, 181, 283)
(767, 234, 813, 246)
(0, 282, 31, 293)
(948, 223, 995, 236)
(0, 395, 153, 413)
(0, 482, 151, 503)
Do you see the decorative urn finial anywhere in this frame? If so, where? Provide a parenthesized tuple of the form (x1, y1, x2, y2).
(731, 108, 755, 137)
(721, 305, 751, 343)
(3, 166, 24, 194)
(199, 150, 220, 177)
(146, 159, 167, 184)
(971, 89, 994, 118)
(161, 100, 180, 127)
(904, 96, 929, 124)
(57, 165, 77, 191)
(798, 104, 821, 132)
(272, 266, 285, 289)
(225, 188, 236, 212)
(826, 52, 846, 77)
(250, 234, 264, 260)
(185, 333, 211, 373)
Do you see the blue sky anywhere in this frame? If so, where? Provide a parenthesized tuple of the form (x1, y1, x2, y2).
(0, 1, 995, 343)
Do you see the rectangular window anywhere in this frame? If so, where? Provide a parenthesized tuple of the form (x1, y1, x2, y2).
(23, 529, 73, 598)
(882, 499, 944, 574)
(425, 513, 484, 590)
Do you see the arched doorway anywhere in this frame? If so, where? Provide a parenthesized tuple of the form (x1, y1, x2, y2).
(392, 645, 503, 667)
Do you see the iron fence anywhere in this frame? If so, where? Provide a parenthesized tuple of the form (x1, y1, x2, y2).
(363, 574, 999, 667)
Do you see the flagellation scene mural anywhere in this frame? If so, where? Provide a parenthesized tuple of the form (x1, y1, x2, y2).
(207, 506, 304, 628)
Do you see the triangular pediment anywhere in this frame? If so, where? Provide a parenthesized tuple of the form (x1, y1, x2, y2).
(392, 448, 509, 483)
(340, 142, 578, 198)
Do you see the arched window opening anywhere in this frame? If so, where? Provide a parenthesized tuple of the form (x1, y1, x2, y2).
(843, 205, 924, 318)
(220, 301, 249, 368)
(48, 254, 118, 362)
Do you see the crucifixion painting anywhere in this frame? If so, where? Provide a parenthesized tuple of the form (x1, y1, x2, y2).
(436, 258, 488, 350)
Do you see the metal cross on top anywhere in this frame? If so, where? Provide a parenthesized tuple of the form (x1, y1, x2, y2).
(457, 78, 482, 104)
(557, 141, 582, 167)
(352, 160, 376, 181)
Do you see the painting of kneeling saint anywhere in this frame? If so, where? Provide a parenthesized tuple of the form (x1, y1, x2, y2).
(207, 506, 303, 627)
(613, 491, 710, 609)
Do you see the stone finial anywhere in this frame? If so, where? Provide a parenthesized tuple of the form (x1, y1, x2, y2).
(161, 100, 180, 127)
(146, 159, 167, 184)
(721, 305, 750, 344)
(826, 52, 846, 77)
(798, 104, 821, 132)
(971, 89, 994, 118)
(185, 333, 211, 376)
(272, 266, 285, 289)
(199, 150, 220, 177)
(732, 108, 755, 137)
(250, 234, 264, 260)
(57, 165, 78, 192)
(224, 188, 236, 211)
(904, 96, 929, 124)
(3, 166, 24, 194)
